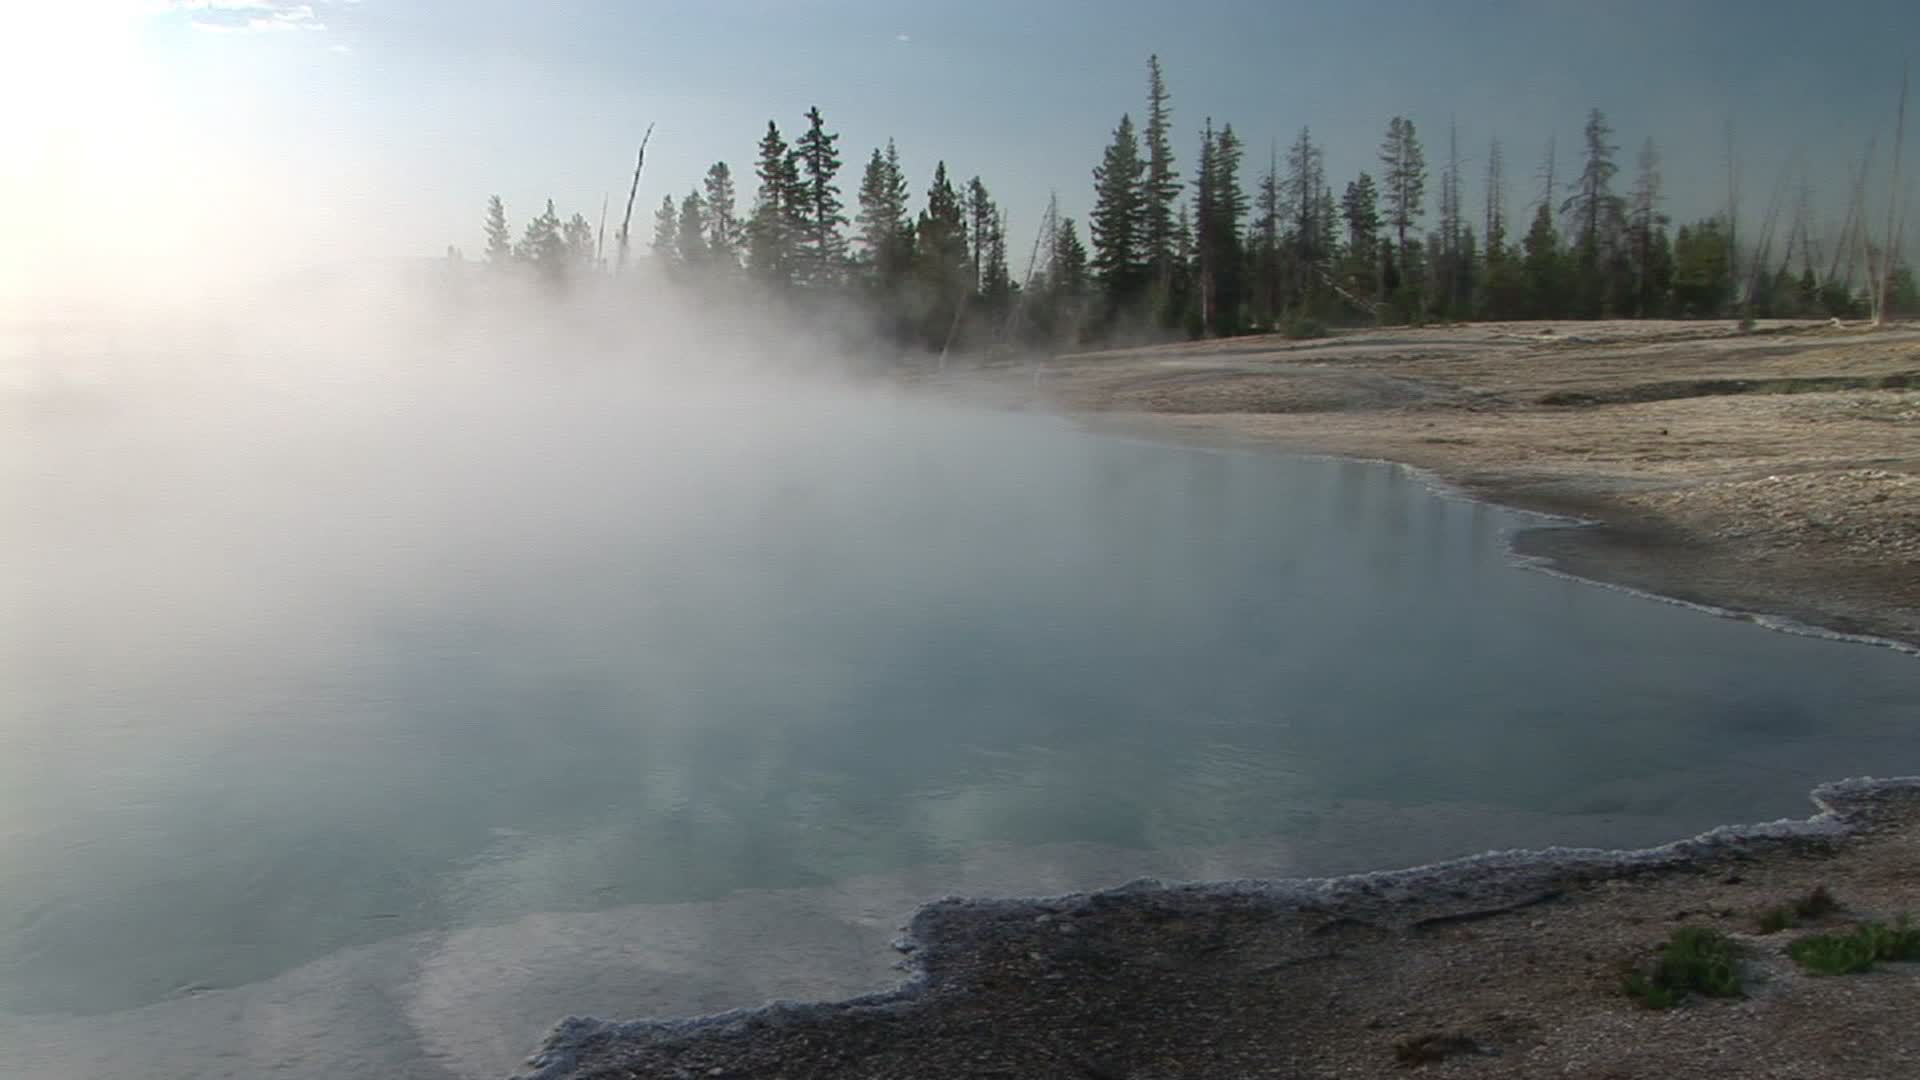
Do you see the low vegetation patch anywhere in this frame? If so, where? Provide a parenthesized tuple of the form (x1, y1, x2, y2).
(1393, 1031, 1483, 1066)
(1537, 372, 1920, 408)
(1756, 885, 1840, 934)
(1283, 315, 1329, 341)
(1622, 927, 1744, 1009)
(1789, 918, 1920, 976)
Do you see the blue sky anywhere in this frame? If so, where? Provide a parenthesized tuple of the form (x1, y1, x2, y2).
(5, 0, 1915, 298)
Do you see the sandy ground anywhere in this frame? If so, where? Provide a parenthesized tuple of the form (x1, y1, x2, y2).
(523, 321, 1920, 1079)
(993, 319, 1920, 648)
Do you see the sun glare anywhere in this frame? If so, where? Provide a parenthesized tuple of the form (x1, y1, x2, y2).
(1, 3, 201, 304)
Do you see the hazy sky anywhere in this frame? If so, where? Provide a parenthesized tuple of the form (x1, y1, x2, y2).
(3, 0, 1913, 302)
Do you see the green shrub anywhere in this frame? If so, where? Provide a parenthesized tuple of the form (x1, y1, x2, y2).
(1789, 918, 1920, 976)
(1622, 927, 1744, 1008)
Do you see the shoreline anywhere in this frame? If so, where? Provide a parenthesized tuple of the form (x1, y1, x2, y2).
(1077, 411, 1920, 658)
(1072, 407, 1920, 656)
(1027, 319, 1920, 651)
(518, 777, 1920, 1079)
(520, 324, 1920, 1076)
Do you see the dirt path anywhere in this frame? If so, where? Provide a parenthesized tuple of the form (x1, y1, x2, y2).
(981, 319, 1920, 648)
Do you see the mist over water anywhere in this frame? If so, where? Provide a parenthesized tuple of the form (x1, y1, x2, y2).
(4, 284, 1919, 1077)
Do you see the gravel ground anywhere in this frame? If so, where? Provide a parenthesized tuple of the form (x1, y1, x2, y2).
(520, 782, 1920, 1079)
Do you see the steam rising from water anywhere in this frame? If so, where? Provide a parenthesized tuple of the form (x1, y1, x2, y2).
(6, 277, 1920, 1079)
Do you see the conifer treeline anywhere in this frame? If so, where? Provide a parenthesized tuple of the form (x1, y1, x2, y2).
(479, 56, 1918, 353)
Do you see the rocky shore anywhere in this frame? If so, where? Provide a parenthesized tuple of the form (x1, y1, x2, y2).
(519, 779, 1920, 1078)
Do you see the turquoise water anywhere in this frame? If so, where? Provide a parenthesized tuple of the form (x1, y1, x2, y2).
(3, 374, 1916, 1077)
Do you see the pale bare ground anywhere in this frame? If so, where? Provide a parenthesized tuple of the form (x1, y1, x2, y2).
(959, 319, 1920, 646)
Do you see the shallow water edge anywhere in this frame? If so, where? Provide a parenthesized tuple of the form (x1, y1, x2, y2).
(513, 775, 1920, 1079)
(1080, 416, 1920, 658)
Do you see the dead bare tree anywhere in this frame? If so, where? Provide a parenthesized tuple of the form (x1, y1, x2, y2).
(614, 123, 656, 275)
(1874, 63, 1910, 325)
(1004, 193, 1058, 352)
(1739, 152, 1797, 311)
(1535, 134, 1557, 216)
(1843, 147, 1873, 299)
(1724, 119, 1744, 314)
(1837, 140, 1878, 299)
(1483, 137, 1506, 248)
(595, 193, 609, 270)
(1783, 172, 1814, 282)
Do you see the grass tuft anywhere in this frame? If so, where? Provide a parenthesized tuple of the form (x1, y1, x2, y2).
(1795, 885, 1840, 920)
(1789, 918, 1920, 976)
(1756, 885, 1840, 935)
(1622, 927, 1744, 1009)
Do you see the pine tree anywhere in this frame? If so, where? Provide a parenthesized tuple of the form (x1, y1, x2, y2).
(966, 176, 996, 293)
(516, 199, 567, 275)
(1379, 116, 1427, 256)
(1562, 108, 1623, 315)
(563, 212, 596, 273)
(1671, 219, 1732, 316)
(1171, 199, 1195, 328)
(677, 191, 709, 266)
(918, 161, 968, 274)
(1048, 215, 1091, 344)
(792, 106, 848, 288)
(1628, 137, 1669, 316)
(916, 161, 971, 344)
(702, 162, 741, 268)
(1480, 141, 1525, 318)
(856, 140, 914, 290)
(1564, 109, 1622, 254)
(1318, 181, 1342, 267)
(981, 208, 1011, 307)
(1521, 201, 1565, 316)
(747, 121, 802, 288)
(1483, 139, 1508, 260)
(1193, 120, 1247, 334)
(483, 195, 513, 264)
(1143, 55, 1182, 304)
(652, 194, 679, 257)
(1251, 144, 1284, 326)
(1052, 217, 1090, 294)
(1341, 173, 1381, 260)
(1455, 224, 1479, 315)
(1283, 126, 1328, 309)
(1436, 120, 1465, 315)
(1089, 113, 1149, 312)
(1341, 172, 1382, 306)
(1379, 117, 1427, 317)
